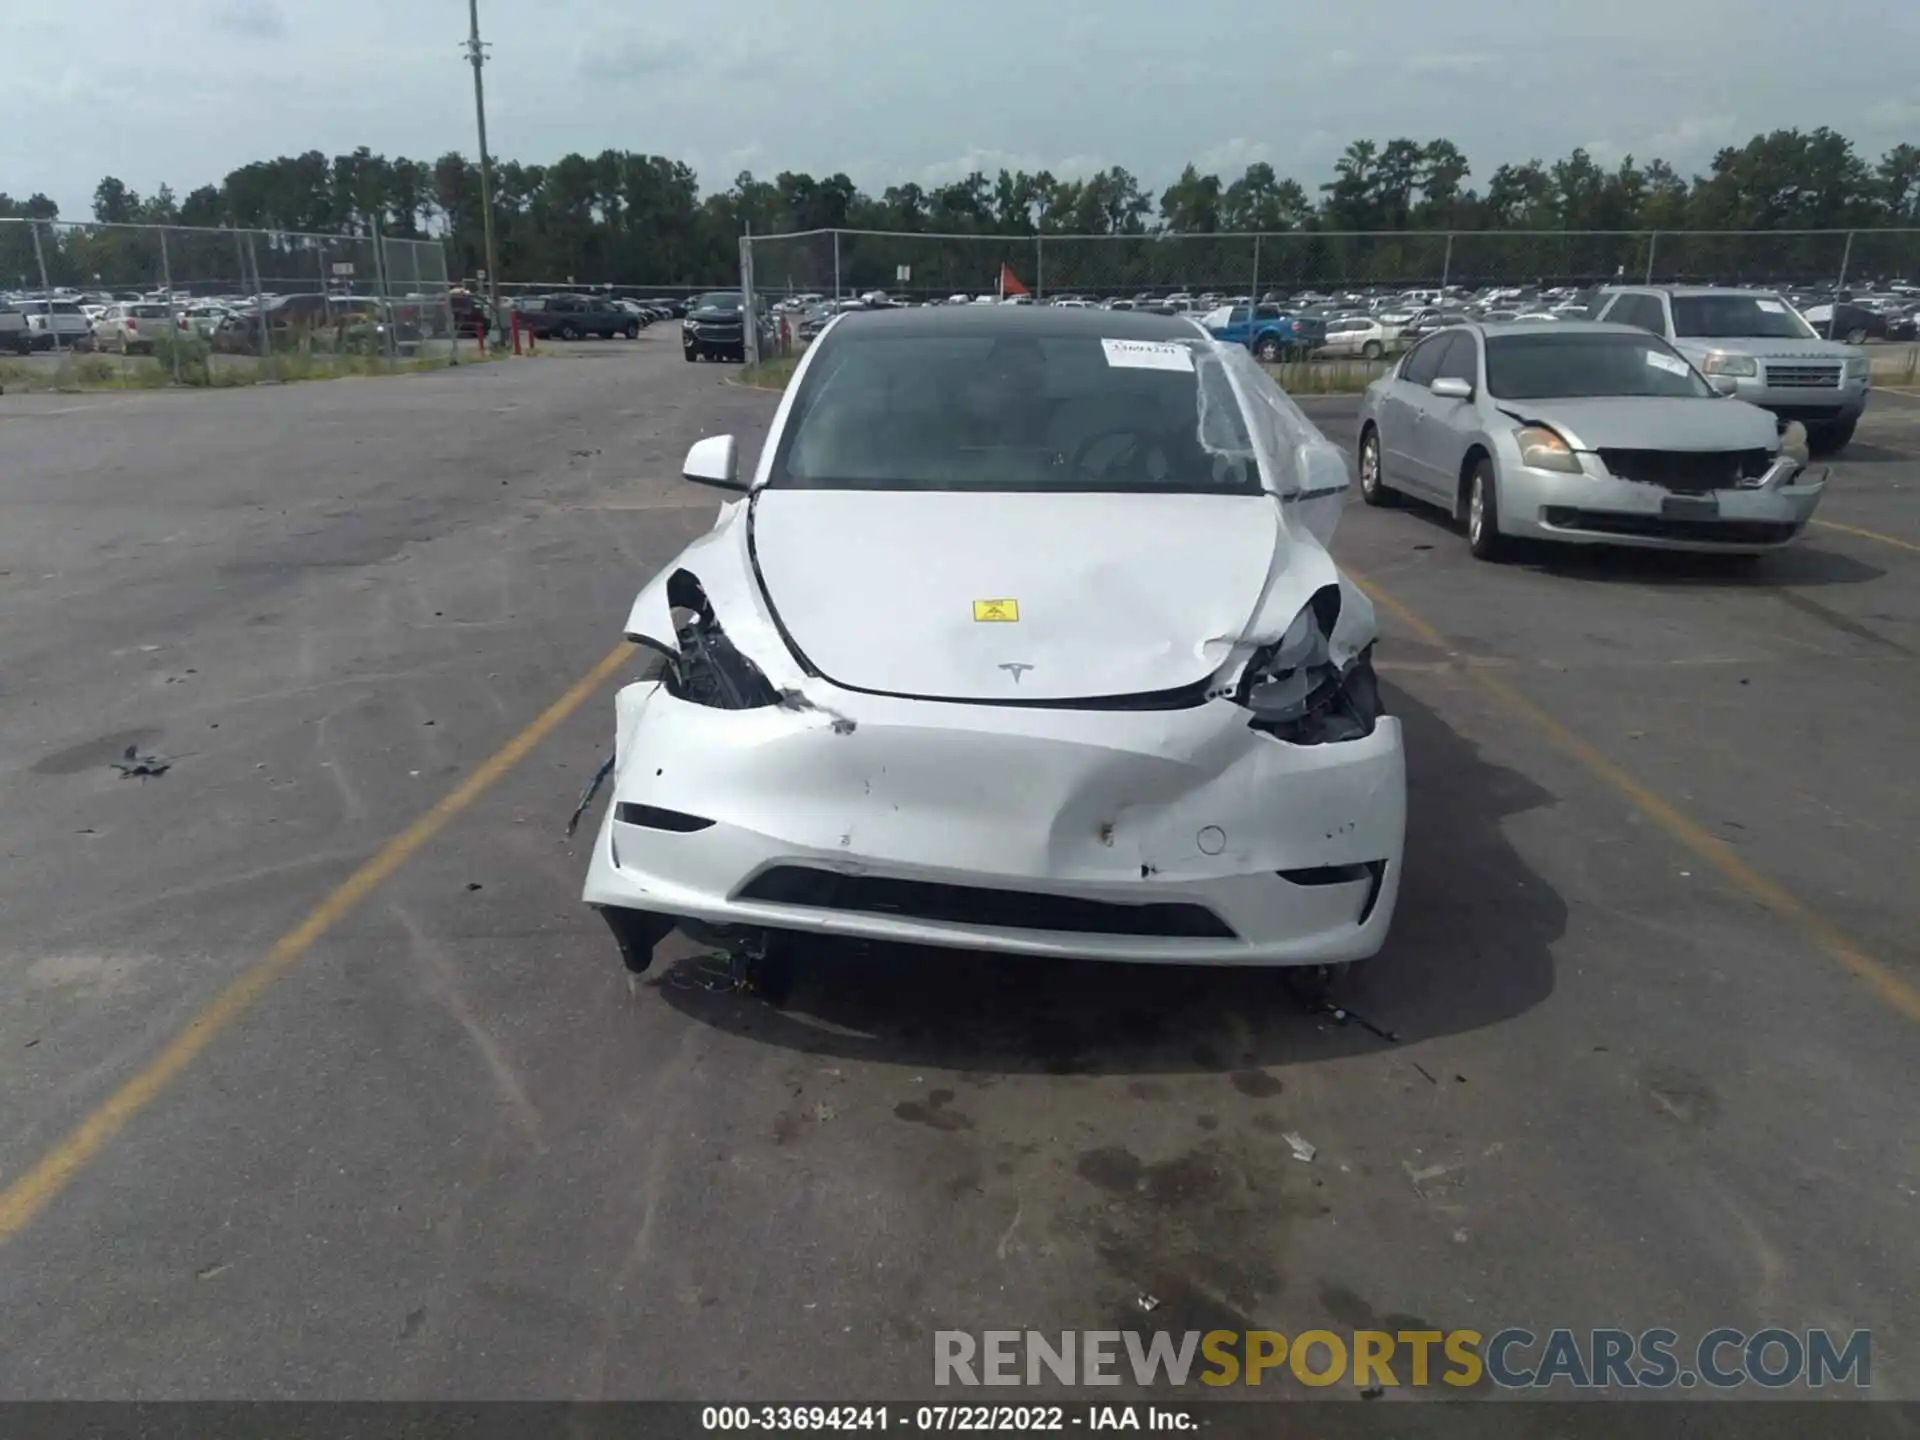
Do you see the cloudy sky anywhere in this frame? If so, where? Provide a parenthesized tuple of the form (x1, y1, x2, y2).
(4, 0, 1916, 216)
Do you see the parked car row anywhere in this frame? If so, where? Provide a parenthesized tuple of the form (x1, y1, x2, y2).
(1, 284, 482, 355)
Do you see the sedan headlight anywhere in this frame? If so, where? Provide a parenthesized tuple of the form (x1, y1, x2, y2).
(1700, 352, 1758, 378)
(1514, 425, 1583, 474)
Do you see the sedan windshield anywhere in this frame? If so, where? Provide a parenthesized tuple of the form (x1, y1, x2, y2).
(770, 331, 1260, 494)
(1671, 294, 1816, 340)
(1485, 332, 1713, 400)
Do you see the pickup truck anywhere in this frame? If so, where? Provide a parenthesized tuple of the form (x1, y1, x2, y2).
(1592, 284, 1869, 454)
(1201, 303, 1317, 361)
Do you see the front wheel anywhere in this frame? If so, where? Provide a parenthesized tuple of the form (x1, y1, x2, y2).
(625, 323, 640, 339)
(1358, 426, 1398, 507)
(559, 322, 581, 341)
(1844, 327, 1868, 345)
(1361, 340, 1384, 360)
(1466, 457, 1508, 561)
(1255, 335, 1283, 362)
(683, 348, 698, 363)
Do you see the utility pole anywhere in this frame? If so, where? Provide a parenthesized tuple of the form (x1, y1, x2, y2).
(463, 0, 502, 333)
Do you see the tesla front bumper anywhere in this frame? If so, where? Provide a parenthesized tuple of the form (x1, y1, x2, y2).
(1500, 453, 1830, 552)
(582, 676, 1406, 966)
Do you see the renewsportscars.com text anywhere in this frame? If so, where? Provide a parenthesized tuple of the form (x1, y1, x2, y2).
(934, 1327, 1871, 1391)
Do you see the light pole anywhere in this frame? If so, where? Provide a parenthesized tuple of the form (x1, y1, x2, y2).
(463, 0, 502, 334)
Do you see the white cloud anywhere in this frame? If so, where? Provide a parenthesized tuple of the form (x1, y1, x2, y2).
(913, 149, 1108, 188)
(1195, 138, 1273, 175)
(1647, 113, 1738, 155)
(211, 0, 286, 39)
(1404, 52, 1490, 75)
(1863, 98, 1920, 131)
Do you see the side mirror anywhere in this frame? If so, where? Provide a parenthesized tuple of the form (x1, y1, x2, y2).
(1430, 376, 1474, 400)
(682, 434, 744, 490)
(1707, 374, 1739, 397)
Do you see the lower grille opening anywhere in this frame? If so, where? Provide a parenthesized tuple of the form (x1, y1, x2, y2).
(737, 866, 1238, 939)
(1277, 863, 1375, 886)
(1279, 860, 1388, 923)
(1541, 508, 1798, 546)
(615, 803, 715, 833)
(1597, 448, 1771, 492)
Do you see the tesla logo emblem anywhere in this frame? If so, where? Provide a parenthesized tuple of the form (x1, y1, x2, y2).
(999, 663, 1034, 683)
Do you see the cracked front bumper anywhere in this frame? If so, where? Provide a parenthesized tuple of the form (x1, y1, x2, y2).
(581, 677, 1406, 966)
(1499, 456, 1831, 552)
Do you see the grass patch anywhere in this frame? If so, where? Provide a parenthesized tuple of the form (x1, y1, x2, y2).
(1260, 358, 1392, 395)
(0, 346, 457, 393)
(738, 354, 801, 390)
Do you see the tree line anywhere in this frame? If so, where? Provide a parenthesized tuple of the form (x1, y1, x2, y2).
(3, 127, 1917, 292)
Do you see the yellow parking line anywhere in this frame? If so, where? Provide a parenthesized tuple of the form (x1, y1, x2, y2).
(1812, 518, 1920, 554)
(0, 641, 635, 1242)
(1348, 569, 1920, 1027)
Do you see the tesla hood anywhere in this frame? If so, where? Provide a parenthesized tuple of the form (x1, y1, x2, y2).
(749, 489, 1284, 702)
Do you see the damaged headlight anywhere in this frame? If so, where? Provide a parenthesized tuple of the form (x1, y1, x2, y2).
(1232, 585, 1383, 745)
(665, 613, 779, 710)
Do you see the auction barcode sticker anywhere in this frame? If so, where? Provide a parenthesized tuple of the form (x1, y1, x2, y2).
(1102, 338, 1194, 372)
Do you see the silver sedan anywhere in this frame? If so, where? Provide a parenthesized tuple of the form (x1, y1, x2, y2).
(1355, 322, 1830, 561)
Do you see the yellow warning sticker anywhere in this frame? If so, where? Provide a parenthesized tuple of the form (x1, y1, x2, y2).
(972, 599, 1020, 622)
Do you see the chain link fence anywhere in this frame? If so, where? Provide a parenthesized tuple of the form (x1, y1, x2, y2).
(739, 225, 1920, 380)
(744, 228, 1920, 304)
(0, 217, 458, 389)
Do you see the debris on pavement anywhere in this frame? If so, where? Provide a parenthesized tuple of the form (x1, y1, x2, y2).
(1412, 1061, 1439, 1085)
(1137, 1294, 1161, 1313)
(1361, 1385, 1385, 1400)
(1315, 998, 1401, 1043)
(565, 754, 616, 837)
(465, 882, 483, 892)
(196, 1262, 229, 1281)
(1281, 1131, 1317, 1163)
(111, 745, 172, 779)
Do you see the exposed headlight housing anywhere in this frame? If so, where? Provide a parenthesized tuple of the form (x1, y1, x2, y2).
(1515, 424, 1583, 474)
(1232, 586, 1383, 746)
(1700, 352, 1758, 378)
(1780, 421, 1810, 465)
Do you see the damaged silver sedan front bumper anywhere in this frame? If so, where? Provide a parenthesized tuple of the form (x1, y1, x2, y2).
(583, 673, 1406, 967)
(1503, 453, 1831, 552)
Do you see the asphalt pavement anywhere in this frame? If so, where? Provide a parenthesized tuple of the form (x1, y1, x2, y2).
(0, 335, 1914, 1401)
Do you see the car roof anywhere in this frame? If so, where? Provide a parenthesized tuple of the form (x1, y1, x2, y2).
(1604, 284, 1782, 298)
(823, 304, 1203, 342)
(1462, 319, 1656, 340)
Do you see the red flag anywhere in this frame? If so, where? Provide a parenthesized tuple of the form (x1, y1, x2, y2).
(998, 262, 1030, 298)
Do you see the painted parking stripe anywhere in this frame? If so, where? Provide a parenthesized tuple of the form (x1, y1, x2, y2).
(1347, 567, 1920, 1028)
(0, 642, 636, 1242)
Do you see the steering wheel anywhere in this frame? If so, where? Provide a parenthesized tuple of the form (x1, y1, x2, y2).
(1068, 426, 1164, 481)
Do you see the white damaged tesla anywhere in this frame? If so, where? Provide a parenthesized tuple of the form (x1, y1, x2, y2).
(583, 305, 1406, 989)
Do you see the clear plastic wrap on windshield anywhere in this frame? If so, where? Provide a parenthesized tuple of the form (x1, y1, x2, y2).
(1198, 343, 1352, 546)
